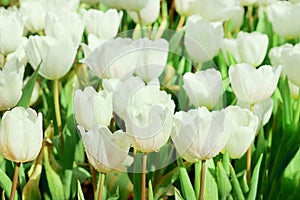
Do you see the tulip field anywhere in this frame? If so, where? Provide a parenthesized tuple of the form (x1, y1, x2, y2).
(1, 0, 300, 199)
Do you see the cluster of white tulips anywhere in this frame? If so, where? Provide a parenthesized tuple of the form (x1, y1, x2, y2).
(0, 0, 300, 199)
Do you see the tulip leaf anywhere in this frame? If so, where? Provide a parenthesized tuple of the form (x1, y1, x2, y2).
(77, 180, 85, 200)
(177, 158, 196, 200)
(216, 162, 232, 199)
(106, 171, 133, 200)
(148, 180, 154, 200)
(230, 165, 245, 200)
(247, 155, 263, 200)
(204, 168, 219, 200)
(0, 168, 18, 200)
(22, 178, 42, 200)
(17, 64, 40, 108)
(174, 187, 185, 200)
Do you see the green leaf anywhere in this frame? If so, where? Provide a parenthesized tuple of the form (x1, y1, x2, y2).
(247, 155, 263, 200)
(204, 168, 219, 200)
(0, 168, 18, 200)
(177, 158, 196, 200)
(22, 179, 42, 200)
(216, 162, 232, 199)
(106, 171, 133, 200)
(230, 165, 245, 200)
(107, 187, 119, 200)
(174, 187, 185, 200)
(17, 64, 40, 108)
(148, 180, 154, 200)
(77, 180, 85, 200)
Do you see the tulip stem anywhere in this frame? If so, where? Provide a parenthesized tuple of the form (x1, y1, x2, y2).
(176, 16, 185, 31)
(247, 105, 254, 183)
(294, 90, 300, 129)
(10, 162, 20, 200)
(89, 163, 97, 199)
(97, 173, 105, 200)
(54, 79, 64, 152)
(247, 6, 254, 32)
(141, 153, 147, 200)
(194, 161, 201, 199)
(199, 160, 206, 200)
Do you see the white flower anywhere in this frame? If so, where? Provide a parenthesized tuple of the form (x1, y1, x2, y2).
(81, 34, 105, 57)
(133, 38, 169, 82)
(128, 0, 160, 25)
(184, 15, 224, 63)
(43, 0, 79, 15)
(0, 58, 24, 111)
(122, 0, 149, 11)
(224, 106, 259, 159)
(74, 86, 113, 130)
(0, 107, 43, 163)
(221, 38, 240, 64)
(82, 38, 137, 79)
(0, 8, 24, 55)
(183, 68, 223, 110)
(175, 0, 199, 16)
(83, 9, 123, 39)
(266, 1, 300, 39)
(23, 77, 40, 107)
(229, 63, 282, 104)
(25, 35, 78, 80)
(113, 76, 175, 153)
(98, 0, 124, 9)
(7, 37, 28, 66)
(78, 125, 131, 173)
(268, 43, 293, 67)
(172, 107, 229, 162)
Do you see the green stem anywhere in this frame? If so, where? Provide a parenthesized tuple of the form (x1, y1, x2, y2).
(194, 161, 201, 199)
(10, 162, 20, 200)
(89, 163, 97, 200)
(199, 160, 206, 200)
(293, 90, 300, 129)
(248, 6, 254, 32)
(141, 153, 147, 200)
(247, 105, 255, 183)
(138, 12, 145, 38)
(97, 173, 105, 200)
(54, 79, 64, 152)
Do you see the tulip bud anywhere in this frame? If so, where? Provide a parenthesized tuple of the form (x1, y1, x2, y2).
(74, 86, 113, 130)
(0, 107, 43, 163)
(175, 0, 199, 16)
(268, 43, 293, 67)
(78, 125, 131, 173)
(172, 107, 229, 162)
(128, 0, 160, 25)
(224, 106, 259, 159)
(0, 58, 24, 111)
(229, 63, 281, 104)
(184, 15, 224, 63)
(183, 68, 223, 110)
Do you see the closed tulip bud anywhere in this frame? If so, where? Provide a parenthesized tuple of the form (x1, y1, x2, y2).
(184, 15, 224, 63)
(266, 1, 300, 39)
(74, 86, 113, 130)
(0, 8, 24, 55)
(175, 0, 199, 16)
(133, 38, 169, 82)
(172, 107, 229, 162)
(0, 107, 43, 163)
(183, 68, 223, 110)
(113, 76, 175, 153)
(229, 63, 281, 104)
(0, 58, 24, 111)
(25, 35, 78, 80)
(268, 43, 293, 67)
(128, 0, 160, 25)
(224, 106, 259, 159)
(237, 31, 269, 67)
(78, 125, 131, 173)
(83, 9, 123, 39)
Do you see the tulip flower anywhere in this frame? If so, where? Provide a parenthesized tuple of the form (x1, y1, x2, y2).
(81, 34, 104, 57)
(82, 38, 137, 79)
(122, 0, 149, 11)
(266, 1, 300, 39)
(175, 0, 199, 16)
(25, 35, 78, 80)
(43, 0, 80, 15)
(268, 43, 293, 67)
(128, 0, 160, 25)
(113, 76, 175, 153)
(0, 58, 24, 111)
(183, 68, 223, 110)
(0, 8, 24, 55)
(132, 38, 169, 82)
(0, 107, 43, 163)
(78, 125, 131, 173)
(83, 9, 123, 40)
(98, 0, 124, 9)
(229, 63, 282, 104)
(74, 86, 113, 130)
(172, 107, 229, 162)
(224, 106, 259, 159)
(184, 15, 224, 63)
(6, 37, 28, 66)
(221, 38, 240, 64)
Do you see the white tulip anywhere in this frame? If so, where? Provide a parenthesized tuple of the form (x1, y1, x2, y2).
(241, 0, 257, 6)
(172, 107, 229, 162)
(133, 38, 169, 82)
(7, 37, 28, 66)
(25, 35, 78, 80)
(83, 9, 123, 39)
(74, 86, 113, 130)
(0, 107, 43, 163)
(175, 0, 199, 16)
(229, 63, 282, 104)
(99, 0, 124, 9)
(184, 15, 224, 63)
(128, 0, 160, 25)
(0, 8, 24, 55)
(82, 38, 137, 79)
(183, 68, 223, 110)
(268, 43, 293, 67)
(20, 0, 46, 33)
(237, 98, 273, 126)
(43, 0, 79, 15)
(221, 38, 240, 64)
(224, 106, 259, 159)
(102, 78, 120, 93)
(266, 1, 300, 39)
(0, 59, 24, 111)
(78, 125, 131, 173)
(23, 77, 40, 106)
(289, 81, 299, 100)
(113, 76, 175, 153)
(122, 0, 149, 11)
(81, 34, 105, 57)
(237, 31, 269, 67)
